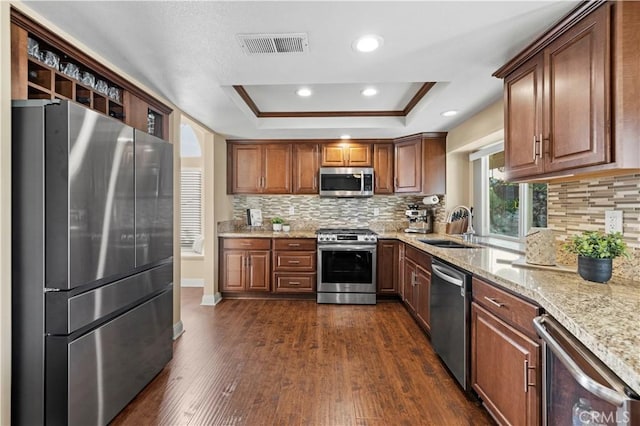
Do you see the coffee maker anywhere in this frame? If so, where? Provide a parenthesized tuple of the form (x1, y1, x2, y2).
(404, 204, 433, 233)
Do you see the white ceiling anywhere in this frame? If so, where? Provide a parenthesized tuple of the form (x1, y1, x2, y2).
(23, 1, 580, 140)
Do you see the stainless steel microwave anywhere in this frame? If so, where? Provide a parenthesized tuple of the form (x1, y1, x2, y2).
(319, 167, 374, 197)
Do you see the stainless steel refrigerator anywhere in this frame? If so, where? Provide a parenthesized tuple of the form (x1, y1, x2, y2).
(11, 100, 174, 425)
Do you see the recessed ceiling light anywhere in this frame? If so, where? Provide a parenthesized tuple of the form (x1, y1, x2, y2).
(441, 110, 458, 117)
(361, 87, 378, 97)
(296, 88, 312, 97)
(340, 134, 351, 140)
(353, 35, 383, 53)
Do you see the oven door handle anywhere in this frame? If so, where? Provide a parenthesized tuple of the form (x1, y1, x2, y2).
(533, 315, 627, 407)
(318, 244, 375, 252)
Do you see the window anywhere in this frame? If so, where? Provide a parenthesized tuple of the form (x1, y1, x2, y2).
(472, 144, 547, 240)
(180, 169, 202, 249)
(180, 122, 203, 251)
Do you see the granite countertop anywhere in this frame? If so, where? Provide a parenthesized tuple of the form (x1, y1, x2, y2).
(218, 230, 640, 394)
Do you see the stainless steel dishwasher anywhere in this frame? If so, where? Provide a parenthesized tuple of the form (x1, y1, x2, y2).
(430, 258, 472, 391)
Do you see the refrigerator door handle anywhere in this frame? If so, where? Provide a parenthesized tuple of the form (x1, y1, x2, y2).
(533, 316, 626, 407)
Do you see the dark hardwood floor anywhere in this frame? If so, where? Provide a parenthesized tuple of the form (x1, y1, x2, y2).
(112, 288, 494, 425)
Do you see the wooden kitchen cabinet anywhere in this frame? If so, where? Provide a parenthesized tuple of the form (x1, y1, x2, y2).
(496, 2, 640, 181)
(394, 133, 446, 195)
(293, 143, 320, 194)
(10, 12, 171, 139)
(373, 143, 394, 194)
(228, 143, 292, 194)
(376, 240, 399, 294)
(272, 238, 316, 293)
(471, 277, 542, 426)
(220, 238, 271, 292)
(321, 142, 372, 167)
(402, 245, 431, 332)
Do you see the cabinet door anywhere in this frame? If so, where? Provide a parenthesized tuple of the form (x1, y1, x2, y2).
(403, 259, 417, 313)
(321, 145, 347, 166)
(263, 144, 292, 193)
(472, 302, 540, 426)
(221, 250, 246, 291)
(229, 144, 262, 193)
(504, 55, 544, 180)
(373, 143, 394, 194)
(422, 136, 446, 195)
(125, 92, 151, 134)
(415, 266, 431, 332)
(394, 137, 422, 193)
(345, 144, 372, 166)
(247, 250, 271, 292)
(376, 241, 398, 294)
(543, 4, 610, 173)
(293, 143, 319, 194)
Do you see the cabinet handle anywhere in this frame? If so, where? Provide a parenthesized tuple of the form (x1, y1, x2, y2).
(524, 359, 536, 393)
(241, 242, 251, 246)
(261, 176, 266, 188)
(484, 296, 505, 308)
(289, 281, 301, 286)
(288, 243, 301, 247)
(395, 177, 399, 189)
(288, 260, 301, 264)
(313, 175, 317, 190)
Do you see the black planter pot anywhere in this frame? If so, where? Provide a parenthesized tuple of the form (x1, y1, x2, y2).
(577, 256, 613, 283)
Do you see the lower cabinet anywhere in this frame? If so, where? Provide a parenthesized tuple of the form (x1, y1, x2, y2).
(376, 240, 399, 294)
(402, 245, 431, 332)
(272, 238, 317, 293)
(471, 277, 541, 426)
(220, 238, 271, 292)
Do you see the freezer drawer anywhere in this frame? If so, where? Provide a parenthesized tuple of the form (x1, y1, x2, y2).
(45, 289, 173, 426)
(46, 262, 172, 334)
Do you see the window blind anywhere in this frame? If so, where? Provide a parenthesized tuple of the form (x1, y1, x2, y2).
(180, 169, 202, 249)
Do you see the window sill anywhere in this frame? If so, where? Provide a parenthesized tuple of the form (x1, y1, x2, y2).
(181, 251, 204, 259)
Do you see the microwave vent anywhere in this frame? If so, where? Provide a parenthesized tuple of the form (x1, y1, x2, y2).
(237, 33, 309, 55)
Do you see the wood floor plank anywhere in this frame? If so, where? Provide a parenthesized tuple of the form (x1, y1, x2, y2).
(111, 289, 494, 426)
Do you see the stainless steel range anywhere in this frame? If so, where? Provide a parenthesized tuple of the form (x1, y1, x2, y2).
(316, 228, 377, 304)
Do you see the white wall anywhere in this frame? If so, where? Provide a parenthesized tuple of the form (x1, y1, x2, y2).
(445, 100, 504, 210)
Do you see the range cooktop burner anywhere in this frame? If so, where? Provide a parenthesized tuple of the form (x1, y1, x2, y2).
(315, 228, 377, 235)
(316, 228, 378, 243)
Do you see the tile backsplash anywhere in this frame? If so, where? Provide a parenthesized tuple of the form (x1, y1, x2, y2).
(231, 194, 447, 232)
(548, 173, 640, 281)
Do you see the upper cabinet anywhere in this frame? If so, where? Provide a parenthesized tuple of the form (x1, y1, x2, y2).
(394, 133, 446, 195)
(321, 142, 372, 167)
(10, 9, 171, 140)
(228, 143, 292, 194)
(227, 137, 447, 195)
(293, 143, 320, 194)
(373, 143, 394, 194)
(495, 2, 640, 181)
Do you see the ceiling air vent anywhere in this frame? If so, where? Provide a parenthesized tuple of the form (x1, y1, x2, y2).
(237, 33, 309, 55)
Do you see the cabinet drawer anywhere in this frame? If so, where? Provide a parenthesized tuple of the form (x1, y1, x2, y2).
(273, 273, 315, 293)
(273, 238, 316, 251)
(405, 245, 431, 270)
(223, 238, 271, 250)
(472, 277, 541, 338)
(274, 251, 316, 271)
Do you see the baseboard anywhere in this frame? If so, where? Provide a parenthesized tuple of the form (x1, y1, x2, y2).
(201, 292, 222, 306)
(173, 320, 185, 340)
(181, 278, 204, 287)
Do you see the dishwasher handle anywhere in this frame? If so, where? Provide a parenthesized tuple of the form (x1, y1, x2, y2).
(431, 264, 464, 287)
(533, 315, 627, 407)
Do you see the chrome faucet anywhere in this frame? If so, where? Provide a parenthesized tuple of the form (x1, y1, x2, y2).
(447, 205, 475, 241)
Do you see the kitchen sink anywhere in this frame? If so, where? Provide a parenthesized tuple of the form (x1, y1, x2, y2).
(418, 239, 476, 249)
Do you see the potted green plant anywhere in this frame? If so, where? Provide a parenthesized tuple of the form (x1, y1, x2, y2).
(271, 216, 284, 231)
(563, 231, 629, 283)
(282, 223, 291, 232)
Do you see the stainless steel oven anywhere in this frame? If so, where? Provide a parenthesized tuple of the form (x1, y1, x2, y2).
(316, 228, 377, 304)
(534, 315, 640, 426)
